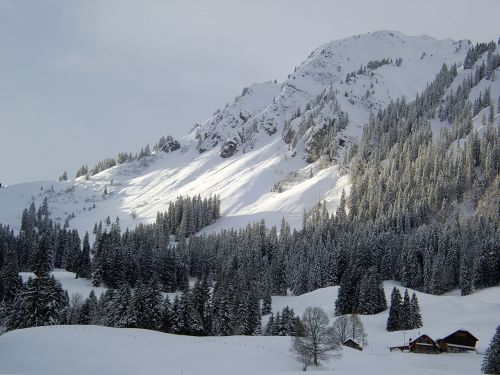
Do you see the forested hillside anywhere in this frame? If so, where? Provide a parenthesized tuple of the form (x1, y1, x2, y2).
(1, 39, 498, 338)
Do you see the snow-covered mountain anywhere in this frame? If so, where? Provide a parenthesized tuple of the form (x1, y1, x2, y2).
(2, 30, 494, 235)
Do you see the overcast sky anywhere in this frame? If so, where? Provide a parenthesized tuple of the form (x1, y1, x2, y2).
(1, 0, 498, 184)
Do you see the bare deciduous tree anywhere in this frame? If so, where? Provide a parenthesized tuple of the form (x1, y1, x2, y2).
(291, 307, 342, 371)
(332, 314, 368, 348)
(64, 293, 83, 325)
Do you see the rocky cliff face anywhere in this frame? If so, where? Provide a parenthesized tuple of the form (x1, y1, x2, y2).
(191, 31, 469, 163)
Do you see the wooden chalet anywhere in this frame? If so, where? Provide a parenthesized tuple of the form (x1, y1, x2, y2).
(389, 334, 439, 354)
(408, 335, 440, 354)
(437, 330, 478, 353)
(343, 339, 362, 351)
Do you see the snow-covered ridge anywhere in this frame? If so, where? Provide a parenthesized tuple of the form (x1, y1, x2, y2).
(0, 31, 487, 235)
(192, 30, 469, 154)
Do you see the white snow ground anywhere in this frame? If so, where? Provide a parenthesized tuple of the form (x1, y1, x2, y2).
(0, 278, 498, 375)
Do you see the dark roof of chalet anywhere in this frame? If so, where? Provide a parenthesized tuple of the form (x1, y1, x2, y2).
(343, 339, 360, 345)
(390, 334, 436, 349)
(439, 330, 478, 342)
(410, 334, 437, 345)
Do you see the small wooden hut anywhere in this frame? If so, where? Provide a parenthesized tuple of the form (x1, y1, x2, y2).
(343, 339, 362, 351)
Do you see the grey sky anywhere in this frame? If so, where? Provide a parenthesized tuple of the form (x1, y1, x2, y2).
(1, 0, 498, 184)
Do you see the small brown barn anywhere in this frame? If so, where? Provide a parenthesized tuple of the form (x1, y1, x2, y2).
(389, 334, 440, 354)
(408, 335, 440, 354)
(343, 339, 362, 351)
(437, 330, 478, 353)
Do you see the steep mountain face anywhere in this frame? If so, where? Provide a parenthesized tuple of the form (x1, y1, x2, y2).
(1, 31, 490, 235)
(192, 31, 469, 157)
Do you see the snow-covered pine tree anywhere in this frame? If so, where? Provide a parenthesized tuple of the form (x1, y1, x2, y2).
(387, 287, 402, 331)
(474, 242, 500, 289)
(410, 292, 423, 329)
(76, 232, 92, 279)
(211, 280, 235, 336)
(265, 313, 276, 336)
(109, 285, 135, 328)
(78, 290, 98, 324)
(357, 267, 386, 314)
(0, 247, 21, 306)
(459, 249, 473, 296)
(192, 277, 212, 334)
(400, 289, 412, 330)
(91, 244, 104, 287)
(482, 325, 500, 374)
(243, 286, 262, 335)
(34, 233, 53, 278)
(133, 281, 163, 331)
(335, 270, 357, 315)
(160, 295, 173, 333)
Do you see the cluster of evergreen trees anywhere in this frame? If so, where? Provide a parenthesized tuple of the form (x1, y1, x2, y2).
(386, 287, 422, 331)
(2, 198, 92, 278)
(91, 194, 220, 289)
(4, 230, 69, 330)
(464, 41, 497, 69)
(0, 195, 222, 331)
(75, 135, 180, 178)
(343, 53, 499, 298)
(90, 195, 219, 290)
(335, 264, 386, 315)
(6, 275, 270, 337)
(153, 135, 181, 153)
(345, 57, 401, 83)
(265, 306, 301, 336)
(473, 88, 497, 118)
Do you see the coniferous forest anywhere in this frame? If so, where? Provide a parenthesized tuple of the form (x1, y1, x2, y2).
(0, 45, 499, 338)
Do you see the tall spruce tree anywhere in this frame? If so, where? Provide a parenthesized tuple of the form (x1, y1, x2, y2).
(410, 292, 423, 329)
(401, 289, 412, 330)
(109, 285, 135, 328)
(482, 325, 500, 374)
(357, 267, 387, 314)
(78, 290, 98, 324)
(335, 270, 357, 315)
(387, 287, 402, 331)
(76, 232, 92, 279)
(133, 281, 163, 330)
(34, 234, 53, 278)
(1, 247, 21, 306)
(160, 295, 173, 333)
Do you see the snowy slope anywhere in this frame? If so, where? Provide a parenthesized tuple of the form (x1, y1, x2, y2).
(0, 31, 472, 234)
(1, 281, 498, 375)
(19, 270, 107, 298)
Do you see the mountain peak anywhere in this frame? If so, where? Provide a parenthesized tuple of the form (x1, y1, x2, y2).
(192, 31, 469, 156)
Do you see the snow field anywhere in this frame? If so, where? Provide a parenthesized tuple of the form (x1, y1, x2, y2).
(0, 276, 498, 374)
